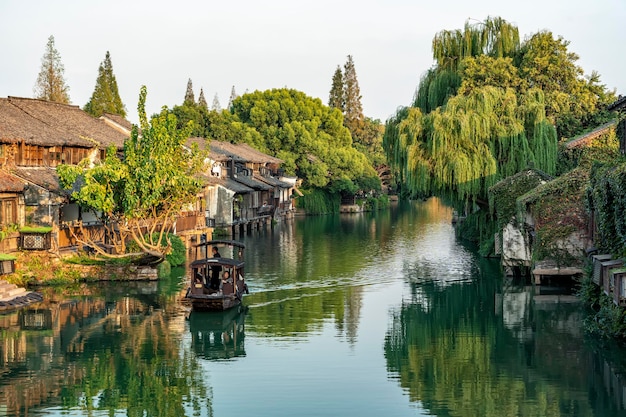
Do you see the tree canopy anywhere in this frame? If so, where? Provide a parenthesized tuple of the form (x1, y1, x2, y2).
(230, 88, 379, 190)
(58, 86, 205, 261)
(84, 51, 126, 118)
(385, 16, 614, 205)
(34, 35, 70, 103)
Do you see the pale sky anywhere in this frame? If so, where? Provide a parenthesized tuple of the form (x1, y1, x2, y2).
(1, 0, 624, 125)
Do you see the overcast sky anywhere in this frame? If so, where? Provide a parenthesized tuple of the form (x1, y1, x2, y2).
(1, 0, 624, 125)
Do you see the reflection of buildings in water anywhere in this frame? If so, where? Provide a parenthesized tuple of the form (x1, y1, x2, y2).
(0, 293, 185, 415)
(496, 289, 533, 342)
(189, 306, 247, 361)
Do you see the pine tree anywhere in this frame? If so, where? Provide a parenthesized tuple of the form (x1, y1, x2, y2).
(212, 93, 221, 111)
(198, 88, 208, 109)
(34, 35, 70, 103)
(343, 55, 364, 140)
(184, 78, 195, 105)
(84, 51, 126, 118)
(328, 66, 344, 111)
(227, 85, 238, 109)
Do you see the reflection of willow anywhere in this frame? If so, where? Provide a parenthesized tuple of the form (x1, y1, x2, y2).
(57, 297, 213, 416)
(384, 278, 598, 417)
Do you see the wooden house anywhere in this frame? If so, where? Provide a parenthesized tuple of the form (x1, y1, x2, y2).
(0, 96, 128, 253)
(185, 138, 296, 236)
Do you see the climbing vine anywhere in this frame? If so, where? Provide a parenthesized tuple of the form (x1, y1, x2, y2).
(517, 167, 590, 265)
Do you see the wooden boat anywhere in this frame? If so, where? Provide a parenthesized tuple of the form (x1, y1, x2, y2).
(183, 239, 248, 311)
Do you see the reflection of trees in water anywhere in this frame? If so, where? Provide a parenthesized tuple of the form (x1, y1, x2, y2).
(242, 199, 453, 343)
(384, 271, 626, 417)
(0, 293, 212, 416)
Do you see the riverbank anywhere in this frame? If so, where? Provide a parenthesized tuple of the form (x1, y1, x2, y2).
(3, 251, 159, 287)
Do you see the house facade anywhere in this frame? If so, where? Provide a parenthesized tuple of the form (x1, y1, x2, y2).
(0, 96, 128, 253)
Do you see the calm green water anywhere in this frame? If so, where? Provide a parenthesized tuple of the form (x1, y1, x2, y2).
(1, 199, 625, 416)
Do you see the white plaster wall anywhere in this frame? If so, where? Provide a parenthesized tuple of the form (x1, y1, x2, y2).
(502, 222, 531, 267)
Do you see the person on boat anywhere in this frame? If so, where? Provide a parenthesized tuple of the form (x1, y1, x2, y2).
(210, 246, 222, 290)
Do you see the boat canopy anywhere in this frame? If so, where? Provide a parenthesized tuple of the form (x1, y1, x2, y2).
(194, 239, 246, 249)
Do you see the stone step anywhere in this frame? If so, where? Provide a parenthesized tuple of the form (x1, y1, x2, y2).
(0, 287, 27, 301)
(0, 280, 16, 292)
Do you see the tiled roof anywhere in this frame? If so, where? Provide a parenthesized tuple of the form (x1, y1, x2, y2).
(564, 121, 616, 149)
(1, 97, 128, 149)
(232, 174, 273, 191)
(209, 141, 283, 164)
(10, 166, 64, 193)
(0, 170, 26, 192)
(101, 113, 133, 134)
(253, 173, 292, 188)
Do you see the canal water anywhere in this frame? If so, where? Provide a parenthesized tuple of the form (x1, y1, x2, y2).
(1, 199, 625, 416)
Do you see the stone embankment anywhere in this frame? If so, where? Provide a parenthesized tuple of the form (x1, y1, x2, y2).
(0, 279, 43, 312)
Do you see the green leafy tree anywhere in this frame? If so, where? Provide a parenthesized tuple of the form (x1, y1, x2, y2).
(328, 66, 344, 111)
(516, 31, 615, 138)
(34, 35, 70, 103)
(58, 86, 205, 261)
(184, 78, 195, 105)
(231, 88, 379, 189)
(84, 51, 127, 118)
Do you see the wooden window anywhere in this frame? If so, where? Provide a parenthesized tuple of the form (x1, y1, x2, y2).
(0, 198, 17, 225)
(20, 145, 44, 166)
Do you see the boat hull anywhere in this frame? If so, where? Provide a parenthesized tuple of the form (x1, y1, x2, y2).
(183, 289, 243, 311)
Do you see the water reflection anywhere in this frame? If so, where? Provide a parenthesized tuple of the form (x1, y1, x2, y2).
(189, 306, 247, 360)
(0, 280, 211, 417)
(385, 267, 626, 417)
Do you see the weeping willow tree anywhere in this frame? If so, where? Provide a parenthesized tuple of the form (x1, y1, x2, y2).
(383, 17, 558, 255)
(387, 86, 557, 204)
(413, 17, 520, 113)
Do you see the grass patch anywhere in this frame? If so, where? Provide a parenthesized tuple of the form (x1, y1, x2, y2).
(0, 253, 17, 261)
(19, 226, 53, 233)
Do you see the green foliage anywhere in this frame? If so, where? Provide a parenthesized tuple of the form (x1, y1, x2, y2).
(587, 160, 626, 256)
(488, 169, 553, 233)
(328, 65, 344, 110)
(0, 253, 17, 261)
(414, 68, 462, 113)
(431, 16, 520, 72)
(156, 260, 171, 278)
(126, 233, 186, 267)
(58, 86, 205, 259)
(556, 124, 620, 174)
(34, 35, 70, 103)
(184, 78, 195, 105)
(518, 167, 590, 265)
(19, 226, 53, 233)
(84, 51, 126, 118)
(516, 31, 615, 139)
(231, 88, 378, 189)
(386, 86, 557, 206)
(296, 188, 340, 214)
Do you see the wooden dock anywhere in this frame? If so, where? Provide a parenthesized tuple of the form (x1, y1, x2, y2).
(532, 261, 583, 285)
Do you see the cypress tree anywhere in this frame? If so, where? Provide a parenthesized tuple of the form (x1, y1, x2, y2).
(227, 85, 238, 110)
(34, 35, 70, 103)
(328, 66, 344, 111)
(184, 78, 195, 105)
(343, 55, 364, 140)
(198, 88, 208, 109)
(212, 93, 221, 111)
(84, 51, 126, 118)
